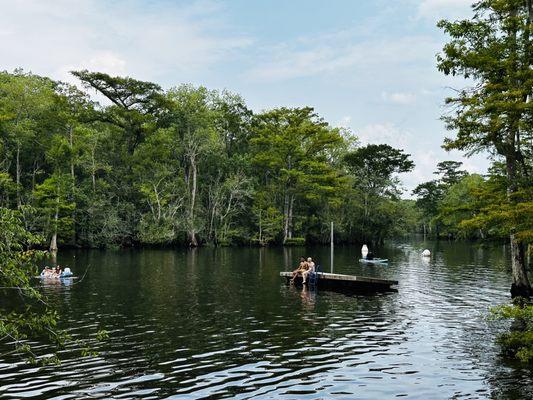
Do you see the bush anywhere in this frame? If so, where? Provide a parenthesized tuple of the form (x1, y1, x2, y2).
(284, 237, 306, 246)
(490, 298, 533, 363)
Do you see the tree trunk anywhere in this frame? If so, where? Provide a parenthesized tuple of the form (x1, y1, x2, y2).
(91, 147, 96, 193)
(69, 126, 76, 245)
(188, 156, 198, 247)
(153, 184, 161, 220)
(258, 209, 263, 245)
(49, 232, 58, 253)
(283, 192, 289, 243)
(507, 153, 532, 298)
(69, 126, 75, 183)
(16, 143, 21, 208)
(49, 181, 60, 252)
(288, 195, 294, 239)
(510, 233, 531, 298)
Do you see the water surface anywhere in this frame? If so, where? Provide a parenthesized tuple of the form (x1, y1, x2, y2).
(1, 239, 532, 399)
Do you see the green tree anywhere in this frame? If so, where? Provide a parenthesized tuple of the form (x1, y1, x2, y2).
(166, 85, 222, 246)
(343, 144, 414, 243)
(459, 166, 533, 242)
(0, 208, 64, 364)
(344, 144, 414, 199)
(437, 0, 533, 297)
(0, 71, 57, 207)
(71, 70, 165, 154)
(33, 174, 75, 251)
(437, 174, 486, 239)
(251, 107, 345, 244)
(133, 127, 185, 244)
(434, 161, 468, 187)
(413, 180, 445, 236)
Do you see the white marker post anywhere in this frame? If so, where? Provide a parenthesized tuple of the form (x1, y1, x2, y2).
(330, 221, 334, 273)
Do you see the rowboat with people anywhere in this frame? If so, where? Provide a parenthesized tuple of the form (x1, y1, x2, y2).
(39, 266, 74, 279)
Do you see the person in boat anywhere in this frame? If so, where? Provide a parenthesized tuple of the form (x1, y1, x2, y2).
(55, 265, 62, 277)
(302, 257, 316, 284)
(290, 257, 308, 283)
(41, 267, 52, 277)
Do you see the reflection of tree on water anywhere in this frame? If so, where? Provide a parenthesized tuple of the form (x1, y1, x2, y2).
(486, 352, 533, 399)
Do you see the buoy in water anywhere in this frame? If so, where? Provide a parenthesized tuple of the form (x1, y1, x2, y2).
(362, 244, 369, 257)
(422, 249, 431, 257)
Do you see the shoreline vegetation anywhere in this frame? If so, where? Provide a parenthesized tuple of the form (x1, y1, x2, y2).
(0, 69, 528, 251)
(1, 69, 422, 250)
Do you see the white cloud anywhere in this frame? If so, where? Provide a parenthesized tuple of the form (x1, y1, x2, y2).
(247, 35, 438, 83)
(350, 121, 490, 196)
(336, 116, 352, 128)
(381, 91, 417, 105)
(0, 0, 251, 86)
(357, 122, 412, 149)
(417, 0, 472, 20)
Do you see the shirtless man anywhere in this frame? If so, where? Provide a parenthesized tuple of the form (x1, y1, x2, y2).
(290, 257, 308, 283)
(302, 257, 316, 284)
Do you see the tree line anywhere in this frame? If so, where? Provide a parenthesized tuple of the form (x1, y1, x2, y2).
(0, 69, 418, 250)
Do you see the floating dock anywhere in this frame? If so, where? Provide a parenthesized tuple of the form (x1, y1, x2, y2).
(280, 271, 398, 293)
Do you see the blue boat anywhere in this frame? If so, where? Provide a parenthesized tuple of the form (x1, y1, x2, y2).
(359, 258, 388, 264)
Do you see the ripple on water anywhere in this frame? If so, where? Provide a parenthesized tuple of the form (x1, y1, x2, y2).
(0, 242, 531, 399)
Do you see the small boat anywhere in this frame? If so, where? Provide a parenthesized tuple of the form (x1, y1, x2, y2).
(38, 267, 74, 279)
(359, 258, 388, 264)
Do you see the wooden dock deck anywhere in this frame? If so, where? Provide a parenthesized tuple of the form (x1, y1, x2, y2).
(280, 271, 398, 293)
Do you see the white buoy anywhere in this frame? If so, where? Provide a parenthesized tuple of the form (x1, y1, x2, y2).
(422, 249, 431, 257)
(362, 244, 369, 258)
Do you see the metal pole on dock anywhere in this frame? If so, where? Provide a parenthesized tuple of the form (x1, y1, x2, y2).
(330, 221, 334, 273)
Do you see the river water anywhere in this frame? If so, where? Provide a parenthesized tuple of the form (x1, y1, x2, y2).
(1, 239, 532, 399)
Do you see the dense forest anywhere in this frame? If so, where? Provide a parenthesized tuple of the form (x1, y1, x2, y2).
(414, 161, 532, 243)
(0, 69, 423, 249)
(0, 68, 530, 252)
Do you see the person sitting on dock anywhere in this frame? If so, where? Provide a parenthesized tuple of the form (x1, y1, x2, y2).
(302, 257, 316, 284)
(290, 257, 308, 283)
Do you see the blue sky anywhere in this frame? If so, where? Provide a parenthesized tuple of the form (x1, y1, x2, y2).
(0, 0, 486, 195)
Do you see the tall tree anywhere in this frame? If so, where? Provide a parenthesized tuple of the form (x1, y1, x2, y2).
(0, 71, 57, 207)
(71, 70, 165, 154)
(413, 180, 445, 236)
(343, 144, 414, 244)
(251, 107, 344, 243)
(344, 144, 414, 217)
(434, 161, 468, 186)
(437, 0, 532, 297)
(166, 85, 221, 246)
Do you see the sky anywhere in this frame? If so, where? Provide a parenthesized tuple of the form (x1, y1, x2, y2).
(0, 0, 488, 196)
